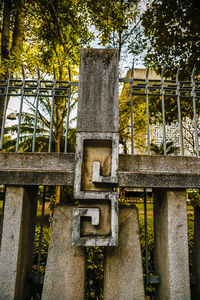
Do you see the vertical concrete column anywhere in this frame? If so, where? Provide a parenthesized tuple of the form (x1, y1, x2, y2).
(77, 48, 118, 133)
(0, 186, 38, 300)
(42, 205, 85, 300)
(104, 206, 145, 300)
(191, 206, 200, 299)
(154, 189, 191, 300)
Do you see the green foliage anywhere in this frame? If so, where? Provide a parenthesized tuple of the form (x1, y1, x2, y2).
(141, 0, 200, 78)
(150, 141, 179, 155)
(139, 216, 155, 299)
(3, 99, 76, 153)
(87, 0, 140, 57)
(187, 215, 194, 274)
(187, 189, 200, 207)
(85, 247, 104, 300)
(33, 225, 51, 275)
(119, 70, 148, 153)
(27, 0, 92, 73)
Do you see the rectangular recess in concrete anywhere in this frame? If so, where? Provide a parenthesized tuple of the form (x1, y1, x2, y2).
(82, 139, 112, 191)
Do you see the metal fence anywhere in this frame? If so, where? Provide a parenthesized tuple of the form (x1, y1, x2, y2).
(124, 65, 200, 156)
(0, 66, 199, 299)
(0, 66, 78, 153)
(0, 66, 199, 155)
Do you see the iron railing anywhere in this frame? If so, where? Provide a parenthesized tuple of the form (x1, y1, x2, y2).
(0, 66, 199, 156)
(0, 66, 78, 153)
(0, 65, 199, 298)
(121, 65, 200, 156)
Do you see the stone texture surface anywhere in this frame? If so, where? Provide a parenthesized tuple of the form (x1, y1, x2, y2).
(119, 154, 200, 188)
(74, 132, 119, 200)
(0, 186, 37, 300)
(72, 193, 118, 247)
(77, 48, 119, 133)
(1, 153, 200, 188)
(153, 189, 191, 300)
(191, 206, 200, 299)
(82, 139, 112, 191)
(80, 200, 111, 236)
(42, 205, 85, 300)
(0, 152, 74, 186)
(104, 206, 145, 300)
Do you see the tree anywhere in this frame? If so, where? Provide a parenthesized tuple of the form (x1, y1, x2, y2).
(28, 0, 92, 72)
(137, 1, 200, 150)
(141, 0, 200, 78)
(3, 94, 76, 153)
(2, 81, 77, 203)
(87, 0, 140, 58)
(0, 0, 26, 133)
(150, 141, 179, 155)
(1, 0, 26, 69)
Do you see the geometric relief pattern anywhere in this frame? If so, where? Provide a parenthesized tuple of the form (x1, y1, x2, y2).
(72, 132, 119, 246)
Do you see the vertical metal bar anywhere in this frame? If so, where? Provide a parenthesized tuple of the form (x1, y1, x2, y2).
(130, 61, 134, 155)
(0, 195, 5, 250)
(36, 185, 46, 286)
(191, 66, 199, 157)
(146, 66, 150, 155)
(16, 66, 25, 152)
(48, 66, 56, 153)
(0, 69, 10, 150)
(176, 65, 184, 156)
(32, 67, 41, 152)
(161, 67, 167, 155)
(64, 66, 71, 153)
(144, 187, 149, 285)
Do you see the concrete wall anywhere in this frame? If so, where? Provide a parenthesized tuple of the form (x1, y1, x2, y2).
(1, 153, 200, 188)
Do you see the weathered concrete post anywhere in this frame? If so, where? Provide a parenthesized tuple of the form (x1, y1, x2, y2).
(154, 189, 191, 300)
(104, 206, 145, 300)
(0, 186, 37, 300)
(42, 48, 145, 299)
(42, 204, 85, 300)
(72, 48, 119, 247)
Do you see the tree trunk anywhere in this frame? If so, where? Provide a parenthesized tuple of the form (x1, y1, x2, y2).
(0, 0, 12, 136)
(0, 0, 26, 140)
(10, 0, 26, 57)
(1, 0, 12, 61)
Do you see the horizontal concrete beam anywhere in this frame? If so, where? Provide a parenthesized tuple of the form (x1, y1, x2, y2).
(0, 153, 75, 186)
(119, 154, 200, 188)
(1, 153, 200, 188)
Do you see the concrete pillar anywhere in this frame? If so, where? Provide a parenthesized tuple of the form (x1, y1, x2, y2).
(104, 206, 145, 300)
(77, 48, 119, 133)
(42, 204, 85, 300)
(154, 189, 191, 300)
(0, 186, 38, 300)
(191, 206, 200, 299)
